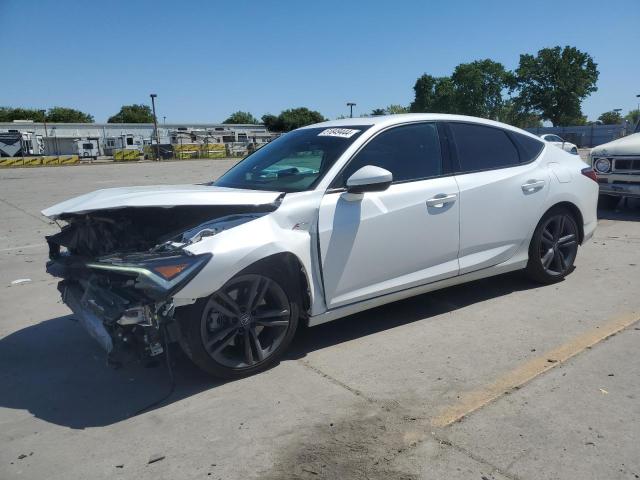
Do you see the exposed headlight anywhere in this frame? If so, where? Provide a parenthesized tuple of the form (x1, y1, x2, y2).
(86, 253, 211, 298)
(594, 158, 611, 174)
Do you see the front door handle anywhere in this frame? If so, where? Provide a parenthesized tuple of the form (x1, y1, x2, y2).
(521, 180, 546, 193)
(426, 193, 457, 208)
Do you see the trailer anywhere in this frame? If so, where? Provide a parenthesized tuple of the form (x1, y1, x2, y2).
(74, 139, 100, 160)
(0, 130, 43, 157)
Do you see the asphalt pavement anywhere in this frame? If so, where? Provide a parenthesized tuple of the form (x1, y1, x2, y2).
(1, 159, 639, 480)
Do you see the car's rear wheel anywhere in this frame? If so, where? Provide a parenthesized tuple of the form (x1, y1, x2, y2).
(178, 271, 299, 378)
(598, 194, 619, 210)
(526, 208, 579, 284)
(570, 147, 578, 154)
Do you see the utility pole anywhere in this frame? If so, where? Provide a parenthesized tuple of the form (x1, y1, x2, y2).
(39, 110, 48, 136)
(150, 93, 160, 161)
(347, 102, 356, 118)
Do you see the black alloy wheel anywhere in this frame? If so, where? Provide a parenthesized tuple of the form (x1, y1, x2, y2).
(179, 271, 299, 378)
(538, 214, 578, 276)
(200, 274, 291, 368)
(526, 209, 579, 284)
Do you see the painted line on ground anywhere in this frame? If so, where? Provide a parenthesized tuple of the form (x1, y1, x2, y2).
(431, 310, 640, 428)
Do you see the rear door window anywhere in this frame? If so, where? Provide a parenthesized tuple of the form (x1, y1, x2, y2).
(449, 122, 520, 173)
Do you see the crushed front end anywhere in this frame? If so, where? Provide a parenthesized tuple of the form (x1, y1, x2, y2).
(47, 247, 210, 366)
(44, 204, 271, 367)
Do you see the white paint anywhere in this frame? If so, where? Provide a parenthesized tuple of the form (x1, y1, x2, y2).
(41, 185, 282, 219)
(43, 114, 599, 328)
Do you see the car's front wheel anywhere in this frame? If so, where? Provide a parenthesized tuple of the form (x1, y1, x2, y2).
(178, 271, 299, 378)
(526, 208, 579, 284)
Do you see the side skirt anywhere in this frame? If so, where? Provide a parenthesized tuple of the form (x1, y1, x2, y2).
(307, 258, 528, 327)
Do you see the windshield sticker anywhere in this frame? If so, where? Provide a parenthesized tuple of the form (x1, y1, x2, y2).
(318, 128, 360, 138)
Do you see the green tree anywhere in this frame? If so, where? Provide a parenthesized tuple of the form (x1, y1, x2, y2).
(370, 108, 386, 116)
(625, 109, 640, 125)
(450, 59, 512, 119)
(497, 100, 542, 128)
(108, 104, 155, 123)
(513, 46, 599, 126)
(45, 106, 93, 122)
(0, 107, 93, 122)
(224, 111, 258, 124)
(597, 110, 622, 125)
(261, 108, 325, 132)
(261, 114, 279, 130)
(410, 74, 441, 112)
(385, 104, 409, 114)
(0, 107, 45, 122)
(409, 75, 457, 113)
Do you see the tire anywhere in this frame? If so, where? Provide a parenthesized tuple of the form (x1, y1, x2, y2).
(178, 267, 300, 378)
(598, 194, 619, 210)
(570, 147, 578, 155)
(525, 208, 580, 284)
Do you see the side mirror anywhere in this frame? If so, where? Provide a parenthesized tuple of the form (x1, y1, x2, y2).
(346, 165, 393, 194)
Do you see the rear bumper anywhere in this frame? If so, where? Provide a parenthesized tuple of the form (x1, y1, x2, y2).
(583, 220, 597, 243)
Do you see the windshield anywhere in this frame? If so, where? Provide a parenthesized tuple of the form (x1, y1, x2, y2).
(215, 126, 369, 192)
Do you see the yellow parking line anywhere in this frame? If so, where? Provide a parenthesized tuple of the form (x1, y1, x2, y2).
(431, 311, 640, 428)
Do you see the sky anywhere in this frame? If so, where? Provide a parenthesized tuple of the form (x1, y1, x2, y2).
(1, 0, 638, 123)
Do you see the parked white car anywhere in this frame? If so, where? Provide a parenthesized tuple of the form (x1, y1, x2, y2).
(590, 132, 640, 208)
(539, 134, 579, 154)
(43, 114, 598, 378)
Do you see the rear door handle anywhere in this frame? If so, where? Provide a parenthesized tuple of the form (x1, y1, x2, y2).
(521, 180, 546, 193)
(426, 193, 457, 208)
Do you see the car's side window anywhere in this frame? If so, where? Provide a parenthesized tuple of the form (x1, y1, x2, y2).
(509, 131, 545, 163)
(449, 122, 520, 173)
(335, 122, 442, 186)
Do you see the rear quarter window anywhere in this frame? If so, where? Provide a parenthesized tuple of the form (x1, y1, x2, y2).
(509, 131, 545, 164)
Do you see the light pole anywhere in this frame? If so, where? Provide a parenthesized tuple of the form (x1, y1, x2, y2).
(636, 94, 640, 116)
(150, 93, 160, 161)
(346, 102, 356, 118)
(163, 116, 166, 125)
(39, 110, 48, 153)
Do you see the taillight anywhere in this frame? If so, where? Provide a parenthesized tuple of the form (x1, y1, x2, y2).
(581, 167, 598, 183)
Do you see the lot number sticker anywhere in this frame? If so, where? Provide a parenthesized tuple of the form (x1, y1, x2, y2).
(318, 128, 360, 138)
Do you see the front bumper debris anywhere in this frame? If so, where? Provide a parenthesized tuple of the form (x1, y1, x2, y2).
(62, 283, 114, 353)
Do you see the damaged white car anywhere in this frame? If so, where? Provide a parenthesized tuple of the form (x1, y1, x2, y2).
(43, 114, 598, 378)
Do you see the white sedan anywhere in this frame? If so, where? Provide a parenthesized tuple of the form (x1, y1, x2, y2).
(540, 134, 579, 154)
(42, 114, 598, 378)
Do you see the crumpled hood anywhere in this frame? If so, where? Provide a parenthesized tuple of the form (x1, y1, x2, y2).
(591, 133, 640, 157)
(41, 184, 283, 219)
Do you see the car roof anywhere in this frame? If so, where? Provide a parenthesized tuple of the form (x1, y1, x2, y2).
(302, 113, 541, 139)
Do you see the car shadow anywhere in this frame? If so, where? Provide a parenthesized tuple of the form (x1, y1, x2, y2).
(288, 270, 538, 357)
(0, 314, 223, 429)
(0, 270, 539, 429)
(598, 197, 640, 221)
